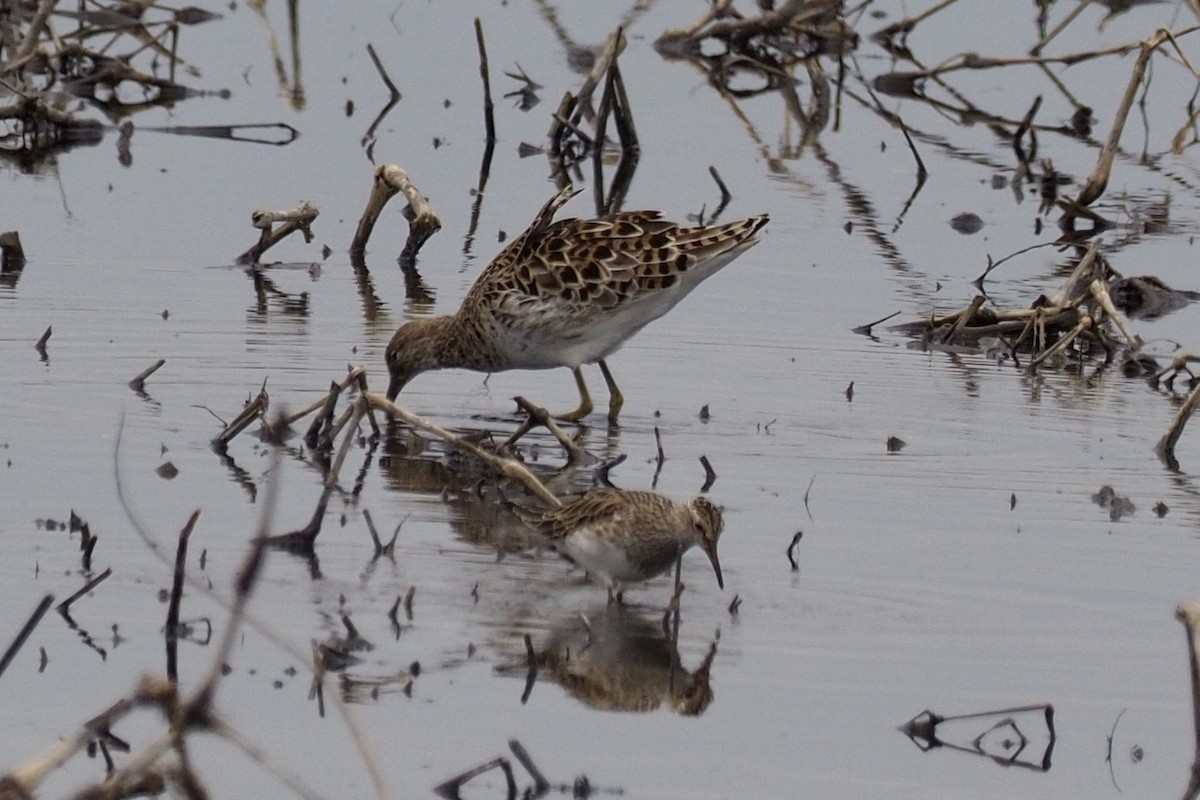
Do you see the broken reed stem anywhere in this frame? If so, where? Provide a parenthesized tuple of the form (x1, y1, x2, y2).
(597, 453, 626, 487)
(592, 55, 617, 213)
(306, 380, 343, 447)
(434, 757, 515, 800)
(351, 368, 381, 437)
(35, 326, 51, 354)
(569, 29, 626, 129)
(1076, 27, 1195, 207)
(326, 400, 367, 489)
(699, 455, 717, 492)
(282, 395, 330, 431)
(165, 510, 201, 684)
(551, 104, 594, 148)
(508, 740, 550, 794)
(363, 509, 403, 558)
(214, 388, 269, 448)
(508, 396, 589, 464)
(129, 359, 166, 391)
(897, 117, 928, 183)
(278, 366, 373, 432)
(1153, 353, 1200, 385)
(786, 531, 803, 570)
(350, 164, 442, 257)
(1030, 0, 1090, 55)
(322, 399, 360, 452)
(519, 635, 538, 705)
(14, 0, 56, 60)
(363, 508, 384, 554)
(1013, 95, 1042, 161)
(1, 230, 26, 271)
(474, 18, 496, 143)
(1088, 279, 1143, 349)
(874, 0, 964, 40)
(1027, 315, 1093, 369)
(659, 0, 735, 41)
(365, 43, 400, 102)
(683, 0, 842, 43)
(879, 27, 1198, 86)
(608, 49, 638, 154)
(940, 295, 985, 343)
(237, 200, 319, 264)
(4, 690, 139, 791)
(1175, 601, 1200, 797)
(367, 392, 561, 506)
(708, 166, 731, 203)
(1049, 239, 1104, 308)
(0, 594, 53, 681)
(57, 568, 113, 614)
(73, 718, 178, 799)
(1157, 382, 1200, 460)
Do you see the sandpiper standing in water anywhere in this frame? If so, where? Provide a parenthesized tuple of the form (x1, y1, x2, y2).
(384, 186, 768, 422)
(510, 488, 725, 604)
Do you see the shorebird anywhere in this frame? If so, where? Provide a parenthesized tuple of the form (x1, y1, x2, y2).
(510, 488, 724, 604)
(384, 186, 768, 422)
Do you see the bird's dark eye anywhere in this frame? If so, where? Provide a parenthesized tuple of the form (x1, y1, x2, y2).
(694, 521, 705, 533)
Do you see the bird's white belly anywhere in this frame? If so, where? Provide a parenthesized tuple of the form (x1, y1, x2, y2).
(489, 318, 638, 369)
(489, 290, 697, 369)
(562, 529, 645, 583)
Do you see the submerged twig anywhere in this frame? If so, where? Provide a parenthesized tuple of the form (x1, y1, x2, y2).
(507, 740, 550, 795)
(57, 568, 113, 615)
(1175, 601, 1200, 799)
(474, 18, 496, 144)
(786, 531, 803, 571)
(367, 392, 560, 506)
(1157, 382, 1200, 464)
(362, 43, 401, 154)
(699, 456, 717, 492)
(34, 325, 51, 356)
(165, 510, 200, 683)
(0, 230, 26, 272)
(0, 594, 54, 681)
(213, 385, 270, 448)
(506, 396, 590, 465)
(129, 359, 166, 392)
(520, 634, 538, 705)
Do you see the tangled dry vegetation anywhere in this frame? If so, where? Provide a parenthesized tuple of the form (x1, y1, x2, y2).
(10, 0, 1200, 798)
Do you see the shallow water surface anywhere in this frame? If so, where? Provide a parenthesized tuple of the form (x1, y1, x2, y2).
(4, 1, 1200, 798)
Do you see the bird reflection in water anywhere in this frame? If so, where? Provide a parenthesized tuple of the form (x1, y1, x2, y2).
(499, 605, 718, 716)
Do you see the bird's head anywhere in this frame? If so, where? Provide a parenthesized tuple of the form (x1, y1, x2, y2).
(688, 496, 725, 590)
(384, 318, 447, 401)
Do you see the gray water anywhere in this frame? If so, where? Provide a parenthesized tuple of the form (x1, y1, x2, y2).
(4, 1, 1200, 797)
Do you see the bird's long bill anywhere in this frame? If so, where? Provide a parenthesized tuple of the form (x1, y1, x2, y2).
(386, 374, 405, 402)
(703, 541, 724, 590)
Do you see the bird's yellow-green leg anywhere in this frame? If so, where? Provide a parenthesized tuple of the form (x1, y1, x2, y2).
(598, 359, 624, 422)
(557, 367, 595, 422)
